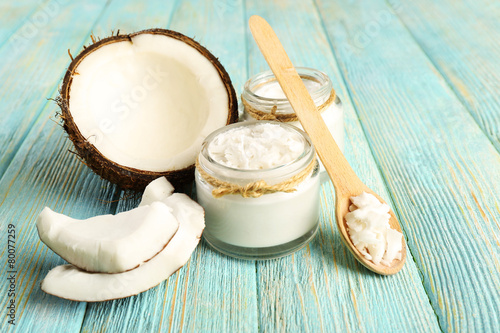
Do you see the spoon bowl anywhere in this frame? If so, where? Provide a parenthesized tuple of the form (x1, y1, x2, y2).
(249, 15, 406, 275)
(335, 187, 406, 275)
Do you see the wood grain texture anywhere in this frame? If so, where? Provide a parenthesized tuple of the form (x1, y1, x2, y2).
(0, 0, 110, 179)
(79, 1, 259, 332)
(246, 1, 440, 332)
(0, 111, 119, 333)
(392, 0, 500, 152)
(314, 0, 500, 331)
(0, 0, 50, 47)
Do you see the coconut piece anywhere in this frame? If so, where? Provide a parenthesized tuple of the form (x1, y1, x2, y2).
(163, 193, 205, 225)
(41, 194, 205, 302)
(37, 202, 179, 273)
(381, 228, 403, 266)
(139, 177, 174, 207)
(58, 29, 238, 190)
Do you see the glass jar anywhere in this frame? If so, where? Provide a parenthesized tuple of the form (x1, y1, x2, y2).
(241, 67, 344, 182)
(195, 121, 320, 260)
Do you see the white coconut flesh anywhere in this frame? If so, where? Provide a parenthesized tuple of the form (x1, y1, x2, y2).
(41, 193, 205, 302)
(37, 201, 179, 273)
(139, 176, 174, 207)
(69, 33, 230, 171)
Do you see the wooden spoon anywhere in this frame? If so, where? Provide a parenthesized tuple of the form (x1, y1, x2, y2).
(249, 15, 406, 275)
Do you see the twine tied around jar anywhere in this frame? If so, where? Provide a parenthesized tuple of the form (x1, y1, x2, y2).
(195, 158, 318, 198)
(242, 89, 336, 122)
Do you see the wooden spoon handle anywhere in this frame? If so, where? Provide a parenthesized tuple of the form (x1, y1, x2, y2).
(249, 16, 363, 196)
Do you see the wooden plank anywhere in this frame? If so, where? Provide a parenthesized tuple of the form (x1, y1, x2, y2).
(314, 0, 500, 331)
(0, 0, 51, 47)
(79, 1, 259, 332)
(245, 1, 441, 332)
(391, 0, 500, 152)
(0, 0, 111, 179)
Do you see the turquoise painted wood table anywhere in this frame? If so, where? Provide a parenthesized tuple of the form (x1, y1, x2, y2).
(1, 0, 499, 332)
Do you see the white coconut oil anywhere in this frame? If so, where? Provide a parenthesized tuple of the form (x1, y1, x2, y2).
(346, 192, 403, 266)
(195, 122, 320, 259)
(241, 67, 344, 182)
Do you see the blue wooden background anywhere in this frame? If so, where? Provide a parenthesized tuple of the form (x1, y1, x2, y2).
(0, 0, 499, 332)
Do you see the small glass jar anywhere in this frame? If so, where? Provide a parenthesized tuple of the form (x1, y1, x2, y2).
(195, 121, 320, 260)
(241, 67, 344, 182)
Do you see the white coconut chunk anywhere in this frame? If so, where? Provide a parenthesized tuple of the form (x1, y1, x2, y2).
(69, 33, 230, 172)
(41, 193, 205, 302)
(139, 177, 175, 207)
(345, 192, 403, 267)
(382, 228, 404, 265)
(37, 202, 178, 273)
(163, 193, 205, 227)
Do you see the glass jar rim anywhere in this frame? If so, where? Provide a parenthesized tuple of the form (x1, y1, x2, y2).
(242, 67, 332, 107)
(198, 121, 315, 184)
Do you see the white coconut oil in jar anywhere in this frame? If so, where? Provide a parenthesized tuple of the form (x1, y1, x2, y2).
(195, 121, 320, 259)
(241, 67, 344, 182)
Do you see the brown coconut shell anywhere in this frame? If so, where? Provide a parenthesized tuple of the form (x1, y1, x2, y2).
(57, 29, 238, 191)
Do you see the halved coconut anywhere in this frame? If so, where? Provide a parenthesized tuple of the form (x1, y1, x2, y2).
(41, 193, 205, 302)
(37, 201, 179, 273)
(58, 29, 238, 190)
